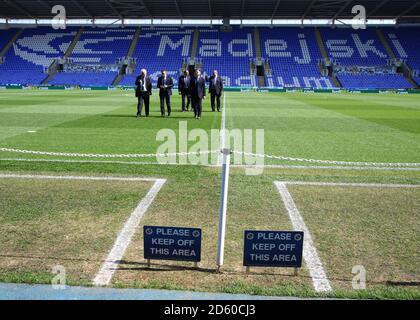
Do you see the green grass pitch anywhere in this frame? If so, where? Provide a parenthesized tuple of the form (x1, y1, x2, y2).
(0, 90, 419, 162)
(0, 89, 419, 299)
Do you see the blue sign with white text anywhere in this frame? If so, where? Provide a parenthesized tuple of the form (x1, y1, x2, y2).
(144, 225, 201, 262)
(243, 230, 304, 267)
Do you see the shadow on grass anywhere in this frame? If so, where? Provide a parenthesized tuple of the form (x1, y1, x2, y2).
(116, 260, 216, 273)
(101, 114, 201, 120)
(0, 253, 102, 263)
(2, 254, 418, 288)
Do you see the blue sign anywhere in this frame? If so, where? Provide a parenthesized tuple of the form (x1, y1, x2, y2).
(144, 225, 201, 262)
(243, 230, 304, 267)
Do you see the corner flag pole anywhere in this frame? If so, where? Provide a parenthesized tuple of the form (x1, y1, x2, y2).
(216, 148, 231, 272)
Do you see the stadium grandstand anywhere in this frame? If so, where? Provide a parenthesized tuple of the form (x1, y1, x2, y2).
(0, 0, 419, 89)
(0, 0, 420, 304)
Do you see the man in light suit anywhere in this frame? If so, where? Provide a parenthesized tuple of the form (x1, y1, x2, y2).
(157, 69, 174, 117)
(190, 69, 206, 119)
(208, 70, 223, 112)
(135, 69, 152, 118)
(178, 70, 191, 112)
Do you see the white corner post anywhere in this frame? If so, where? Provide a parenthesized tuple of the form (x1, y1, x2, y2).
(216, 148, 231, 272)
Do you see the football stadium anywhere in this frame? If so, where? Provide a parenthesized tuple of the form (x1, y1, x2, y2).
(0, 0, 419, 303)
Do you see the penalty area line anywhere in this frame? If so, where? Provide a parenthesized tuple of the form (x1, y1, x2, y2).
(0, 173, 166, 287)
(1, 158, 420, 171)
(0, 173, 162, 182)
(93, 178, 166, 286)
(274, 180, 420, 293)
(274, 181, 332, 293)
(282, 181, 420, 188)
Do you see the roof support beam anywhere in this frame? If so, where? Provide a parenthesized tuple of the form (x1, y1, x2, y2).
(240, 0, 246, 20)
(3, 0, 419, 22)
(331, 0, 354, 20)
(367, 0, 391, 17)
(70, 0, 94, 18)
(174, 0, 183, 19)
(2, 0, 34, 18)
(105, 0, 123, 18)
(138, 0, 152, 18)
(208, 0, 213, 20)
(36, 0, 53, 12)
(108, 0, 151, 18)
(396, 0, 420, 20)
(301, 0, 317, 20)
(270, 0, 282, 20)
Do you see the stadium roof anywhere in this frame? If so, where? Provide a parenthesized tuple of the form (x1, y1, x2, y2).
(1, 0, 420, 23)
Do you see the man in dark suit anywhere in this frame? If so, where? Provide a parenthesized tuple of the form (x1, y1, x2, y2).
(178, 70, 191, 112)
(208, 70, 223, 112)
(190, 68, 206, 119)
(135, 68, 152, 118)
(157, 69, 174, 117)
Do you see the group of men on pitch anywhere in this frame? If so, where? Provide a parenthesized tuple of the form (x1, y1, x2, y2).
(135, 68, 223, 119)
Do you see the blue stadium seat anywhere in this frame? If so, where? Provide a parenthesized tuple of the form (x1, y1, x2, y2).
(337, 73, 412, 89)
(0, 27, 134, 86)
(49, 72, 116, 86)
(384, 27, 420, 86)
(260, 27, 335, 88)
(321, 27, 389, 66)
(0, 27, 77, 85)
(321, 27, 413, 89)
(122, 27, 257, 87)
(0, 26, 417, 89)
(384, 27, 420, 71)
(70, 28, 136, 64)
(197, 27, 256, 87)
(50, 27, 135, 86)
(0, 28, 17, 52)
(120, 27, 194, 87)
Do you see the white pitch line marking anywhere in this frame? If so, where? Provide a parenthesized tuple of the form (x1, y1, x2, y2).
(2, 158, 420, 171)
(0, 173, 166, 287)
(0, 173, 160, 182)
(0, 158, 186, 166)
(274, 181, 333, 293)
(274, 180, 420, 292)
(93, 178, 166, 286)
(230, 164, 420, 171)
(282, 181, 420, 188)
